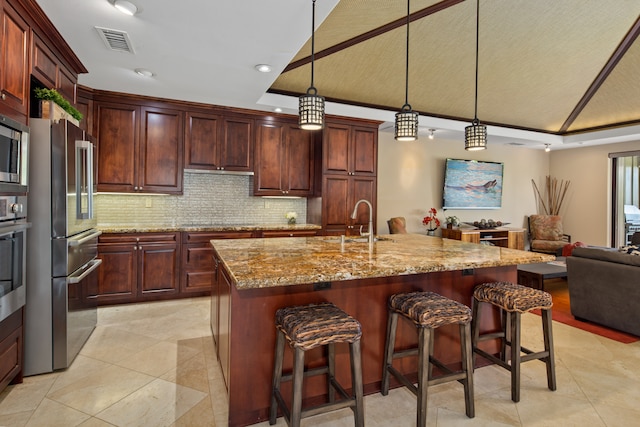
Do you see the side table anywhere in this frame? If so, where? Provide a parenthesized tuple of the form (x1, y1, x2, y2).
(517, 257, 567, 291)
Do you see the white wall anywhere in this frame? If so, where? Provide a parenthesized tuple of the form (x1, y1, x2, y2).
(377, 131, 550, 236)
(549, 140, 640, 247)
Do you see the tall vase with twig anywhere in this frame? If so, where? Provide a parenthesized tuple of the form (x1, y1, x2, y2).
(531, 176, 570, 215)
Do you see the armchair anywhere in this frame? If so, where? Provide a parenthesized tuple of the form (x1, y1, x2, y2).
(387, 217, 407, 234)
(528, 214, 571, 254)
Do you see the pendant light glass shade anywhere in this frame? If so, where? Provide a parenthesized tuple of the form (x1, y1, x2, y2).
(299, 0, 325, 130)
(464, 119, 487, 151)
(465, 0, 486, 151)
(395, 106, 419, 141)
(395, 0, 418, 141)
(299, 87, 325, 130)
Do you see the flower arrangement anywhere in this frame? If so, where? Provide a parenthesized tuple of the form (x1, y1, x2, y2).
(422, 208, 441, 232)
(285, 211, 297, 225)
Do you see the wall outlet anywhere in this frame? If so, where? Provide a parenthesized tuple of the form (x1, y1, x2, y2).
(145, 198, 153, 208)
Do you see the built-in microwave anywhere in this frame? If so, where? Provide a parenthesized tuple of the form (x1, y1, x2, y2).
(0, 114, 29, 194)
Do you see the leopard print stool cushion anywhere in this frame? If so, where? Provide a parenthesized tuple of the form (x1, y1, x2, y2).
(474, 282, 553, 313)
(275, 302, 362, 351)
(389, 291, 472, 328)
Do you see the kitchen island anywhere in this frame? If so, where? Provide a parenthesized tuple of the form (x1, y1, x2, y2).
(210, 233, 553, 426)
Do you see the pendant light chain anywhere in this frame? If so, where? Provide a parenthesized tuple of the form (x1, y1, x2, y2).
(404, 0, 410, 108)
(310, 0, 316, 91)
(473, 0, 479, 122)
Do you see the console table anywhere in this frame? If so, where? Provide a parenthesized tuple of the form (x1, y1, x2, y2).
(441, 227, 525, 250)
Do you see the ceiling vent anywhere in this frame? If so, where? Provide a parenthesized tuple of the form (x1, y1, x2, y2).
(95, 26, 135, 53)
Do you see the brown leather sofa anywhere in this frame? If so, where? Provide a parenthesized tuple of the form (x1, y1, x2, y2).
(567, 246, 640, 336)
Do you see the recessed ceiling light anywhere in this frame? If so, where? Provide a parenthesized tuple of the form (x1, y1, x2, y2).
(134, 68, 154, 77)
(114, 0, 138, 16)
(255, 64, 272, 73)
(274, 107, 283, 113)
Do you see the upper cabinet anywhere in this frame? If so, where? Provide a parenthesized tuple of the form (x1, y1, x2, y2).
(253, 118, 316, 197)
(95, 101, 184, 194)
(185, 111, 253, 173)
(31, 32, 76, 104)
(0, 1, 29, 119)
(323, 121, 377, 176)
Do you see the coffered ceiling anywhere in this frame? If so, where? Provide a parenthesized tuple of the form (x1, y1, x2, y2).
(35, 0, 640, 148)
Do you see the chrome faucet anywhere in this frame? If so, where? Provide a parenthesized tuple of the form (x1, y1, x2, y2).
(351, 199, 374, 245)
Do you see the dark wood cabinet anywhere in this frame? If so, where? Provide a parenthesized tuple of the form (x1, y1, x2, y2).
(260, 229, 318, 238)
(185, 111, 253, 173)
(0, 309, 23, 393)
(96, 102, 139, 192)
(253, 118, 316, 196)
(139, 106, 184, 193)
(217, 260, 232, 391)
(95, 102, 183, 194)
(322, 175, 377, 236)
(309, 118, 379, 235)
(31, 32, 57, 88)
(181, 231, 252, 296)
(322, 122, 377, 176)
(95, 232, 180, 305)
(0, 1, 29, 119)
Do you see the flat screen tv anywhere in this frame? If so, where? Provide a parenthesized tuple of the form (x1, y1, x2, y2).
(442, 158, 503, 209)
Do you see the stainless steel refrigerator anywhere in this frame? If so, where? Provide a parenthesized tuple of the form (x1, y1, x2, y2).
(25, 118, 102, 376)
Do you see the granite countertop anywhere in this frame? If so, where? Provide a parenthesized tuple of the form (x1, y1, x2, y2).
(211, 233, 555, 290)
(98, 223, 322, 233)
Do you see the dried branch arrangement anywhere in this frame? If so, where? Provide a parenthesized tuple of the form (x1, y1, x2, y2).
(531, 176, 570, 215)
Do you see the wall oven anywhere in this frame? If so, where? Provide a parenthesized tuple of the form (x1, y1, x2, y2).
(0, 195, 29, 324)
(0, 115, 29, 194)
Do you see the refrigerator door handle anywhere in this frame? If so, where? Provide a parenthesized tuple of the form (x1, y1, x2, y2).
(75, 140, 95, 220)
(67, 258, 102, 284)
(68, 229, 102, 247)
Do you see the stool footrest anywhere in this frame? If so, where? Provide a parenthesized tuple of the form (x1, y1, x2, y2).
(474, 348, 511, 370)
(280, 365, 329, 382)
(392, 347, 419, 360)
(476, 331, 505, 342)
(387, 365, 418, 395)
(521, 351, 551, 363)
(302, 398, 357, 419)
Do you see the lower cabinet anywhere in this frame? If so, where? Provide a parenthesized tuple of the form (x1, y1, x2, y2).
(94, 232, 180, 305)
(0, 309, 23, 393)
(182, 231, 253, 296)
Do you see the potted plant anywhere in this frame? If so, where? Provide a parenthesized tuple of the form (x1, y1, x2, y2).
(445, 215, 460, 229)
(33, 88, 83, 123)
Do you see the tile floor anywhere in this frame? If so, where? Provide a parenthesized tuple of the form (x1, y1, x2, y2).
(1, 296, 639, 426)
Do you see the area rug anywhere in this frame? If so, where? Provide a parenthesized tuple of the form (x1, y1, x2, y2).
(535, 307, 640, 344)
(531, 279, 639, 344)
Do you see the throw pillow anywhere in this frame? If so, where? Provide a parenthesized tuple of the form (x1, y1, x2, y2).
(619, 244, 640, 255)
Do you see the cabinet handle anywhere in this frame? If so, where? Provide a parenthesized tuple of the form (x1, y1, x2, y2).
(1, 93, 5, 100)
(134, 186, 138, 190)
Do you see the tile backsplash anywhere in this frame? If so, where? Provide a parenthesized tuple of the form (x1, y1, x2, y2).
(96, 172, 308, 227)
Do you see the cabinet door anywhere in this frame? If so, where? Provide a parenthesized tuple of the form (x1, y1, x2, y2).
(322, 122, 350, 175)
(94, 242, 138, 304)
(218, 264, 232, 391)
(350, 176, 377, 233)
(220, 116, 253, 172)
(253, 120, 286, 195)
(181, 242, 215, 295)
(139, 107, 184, 193)
(0, 2, 29, 117)
(185, 111, 221, 170)
(96, 102, 139, 192)
(322, 175, 350, 235)
(138, 241, 180, 298)
(286, 125, 315, 196)
(31, 33, 58, 89)
(351, 126, 377, 176)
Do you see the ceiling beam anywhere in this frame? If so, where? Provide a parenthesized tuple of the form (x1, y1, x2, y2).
(559, 14, 640, 133)
(282, 0, 464, 73)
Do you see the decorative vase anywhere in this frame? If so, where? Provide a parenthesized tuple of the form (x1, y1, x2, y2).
(427, 230, 435, 236)
(288, 218, 296, 225)
(447, 223, 453, 229)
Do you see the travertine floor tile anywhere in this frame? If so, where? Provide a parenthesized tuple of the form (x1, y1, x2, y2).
(95, 378, 207, 427)
(25, 398, 90, 426)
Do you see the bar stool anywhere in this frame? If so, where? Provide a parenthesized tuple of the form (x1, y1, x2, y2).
(269, 302, 364, 427)
(381, 291, 475, 426)
(471, 281, 556, 402)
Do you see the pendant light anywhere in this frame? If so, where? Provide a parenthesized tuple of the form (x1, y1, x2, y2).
(465, 0, 487, 151)
(395, 0, 418, 141)
(299, 0, 325, 130)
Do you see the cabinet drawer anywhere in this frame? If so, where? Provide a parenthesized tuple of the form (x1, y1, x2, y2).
(183, 244, 214, 269)
(183, 231, 254, 243)
(99, 232, 179, 244)
(261, 230, 318, 238)
(0, 313, 22, 392)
